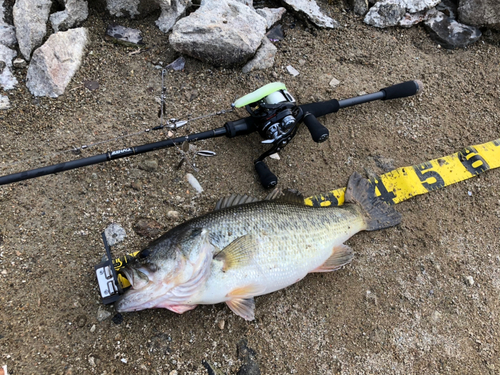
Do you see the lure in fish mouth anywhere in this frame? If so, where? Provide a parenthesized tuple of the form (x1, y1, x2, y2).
(116, 172, 402, 320)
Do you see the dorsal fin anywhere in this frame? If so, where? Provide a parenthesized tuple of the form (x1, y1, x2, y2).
(265, 188, 305, 205)
(214, 194, 259, 211)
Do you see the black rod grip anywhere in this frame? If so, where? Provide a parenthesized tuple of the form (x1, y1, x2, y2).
(255, 161, 277, 188)
(381, 80, 423, 100)
(299, 99, 340, 118)
(303, 113, 329, 143)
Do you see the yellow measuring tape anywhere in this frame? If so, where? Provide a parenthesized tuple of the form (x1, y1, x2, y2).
(305, 138, 500, 207)
(113, 137, 500, 288)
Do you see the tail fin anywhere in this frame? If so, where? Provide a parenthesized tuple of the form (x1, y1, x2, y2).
(345, 172, 402, 231)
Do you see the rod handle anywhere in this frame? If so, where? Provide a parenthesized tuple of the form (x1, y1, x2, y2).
(255, 161, 277, 189)
(381, 80, 423, 100)
(303, 112, 329, 143)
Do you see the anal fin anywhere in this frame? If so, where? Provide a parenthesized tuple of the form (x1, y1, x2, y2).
(162, 304, 198, 314)
(311, 244, 353, 273)
(226, 298, 255, 321)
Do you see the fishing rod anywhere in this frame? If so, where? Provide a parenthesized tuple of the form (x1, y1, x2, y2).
(0, 79, 422, 188)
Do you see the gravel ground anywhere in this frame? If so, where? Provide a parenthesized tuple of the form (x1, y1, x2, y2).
(1, 3, 500, 374)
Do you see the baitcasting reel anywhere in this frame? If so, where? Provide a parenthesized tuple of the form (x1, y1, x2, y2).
(232, 82, 330, 188)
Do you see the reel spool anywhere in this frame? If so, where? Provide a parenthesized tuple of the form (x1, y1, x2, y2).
(233, 82, 329, 188)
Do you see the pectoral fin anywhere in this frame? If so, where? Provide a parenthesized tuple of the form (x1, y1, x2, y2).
(214, 234, 258, 272)
(226, 298, 255, 321)
(311, 244, 354, 273)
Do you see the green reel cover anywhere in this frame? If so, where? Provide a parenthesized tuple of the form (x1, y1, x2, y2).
(233, 82, 287, 108)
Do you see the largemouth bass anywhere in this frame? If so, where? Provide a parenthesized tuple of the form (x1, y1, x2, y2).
(116, 172, 401, 320)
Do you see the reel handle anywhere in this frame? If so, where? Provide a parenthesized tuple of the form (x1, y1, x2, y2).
(255, 161, 278, 189)
(303, 112, 329, 143)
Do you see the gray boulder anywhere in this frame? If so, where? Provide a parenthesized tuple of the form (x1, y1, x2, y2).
(13, 0, 52, 60)
(425, 10, 482, 48)
(242, 37, 277, 73)
(1, 0, 17, 48)
(458, 0, 500, 30)
(364, 0, 406, 27)
(26, 28, 88, 97)
(50, 0, 89, 32)
(364, 0, 440, 28)
(281, 0, 339, 28)
(156, 0, 192, 33)
(169, 0, 267, 66)
(256, 7, 287, 29)
(0, 44, 18, 90)
(105, 0, 158, 18)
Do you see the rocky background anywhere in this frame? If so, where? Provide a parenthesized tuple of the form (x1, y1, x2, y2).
(1, 0, 500, 374)
(0, 0, 499, 103)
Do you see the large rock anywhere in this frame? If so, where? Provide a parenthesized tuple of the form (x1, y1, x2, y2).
(26, 28, 88, 97)
(0, 44, 18, 90)
(242, 37, 277, 73)
(105, 0, 158, 18)
(364, 0, 406, 27)
(424, 10, 482, 48)
(364, 0, 440, 27)
(13, 0, 52, 60)
(169, 0, 267, 66)
(1, 0, 17, 48)
(281, 0, 339, 28)
(50, 0, 89, 32)
(256, 7, 287, 29)
(458, 0, 500, 30)
(156, 0, 192, 33)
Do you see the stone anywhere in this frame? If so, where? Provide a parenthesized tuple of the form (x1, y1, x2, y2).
(242, 37, 277, 73)
(0, 94, 10, 110)
(364, 0, 440, 28)
(281, 0, 339, 28)
(0, 44, 18, 90)
(97, 306, 112, 321)
(50, 0, 89, 32)
(364, 0, 406, 28)
(458, 0, 500, 30)
(156, 0, 192, 33)
(12, 58, 27, 69)
(105, 24, 144, 47)
(105, 0, 159, 18)
(139, 159, 158, 171)
(133, 217, 164, 237)
(350, 0, 369, 16)
(401, 0, 441, 14)
(169, 0, 267, 66)
(13, 0, 52, 60)
(104, 223, 127, 246)
(26, 28, 88, 97)
(424, 10, 482, 49)
(0, 1, 17, 47)
(255, 7, 287, 29)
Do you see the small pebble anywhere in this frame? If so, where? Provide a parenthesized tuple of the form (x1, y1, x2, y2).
(104, 223, 126, 246)
(286, 65, 299, 76)
(464, 275, 474, 286)
(329, 77, 340, 88)
(218, 319, 225, 330)
(90, 324, 96, 333)
(139, 159, 158, 172)
(186, 173, 203, 193)
(167, 211, 180, 219)
(97, 306, 112, 322)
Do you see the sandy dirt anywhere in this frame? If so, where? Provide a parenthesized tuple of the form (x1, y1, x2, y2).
(1, 2, 500, 374)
